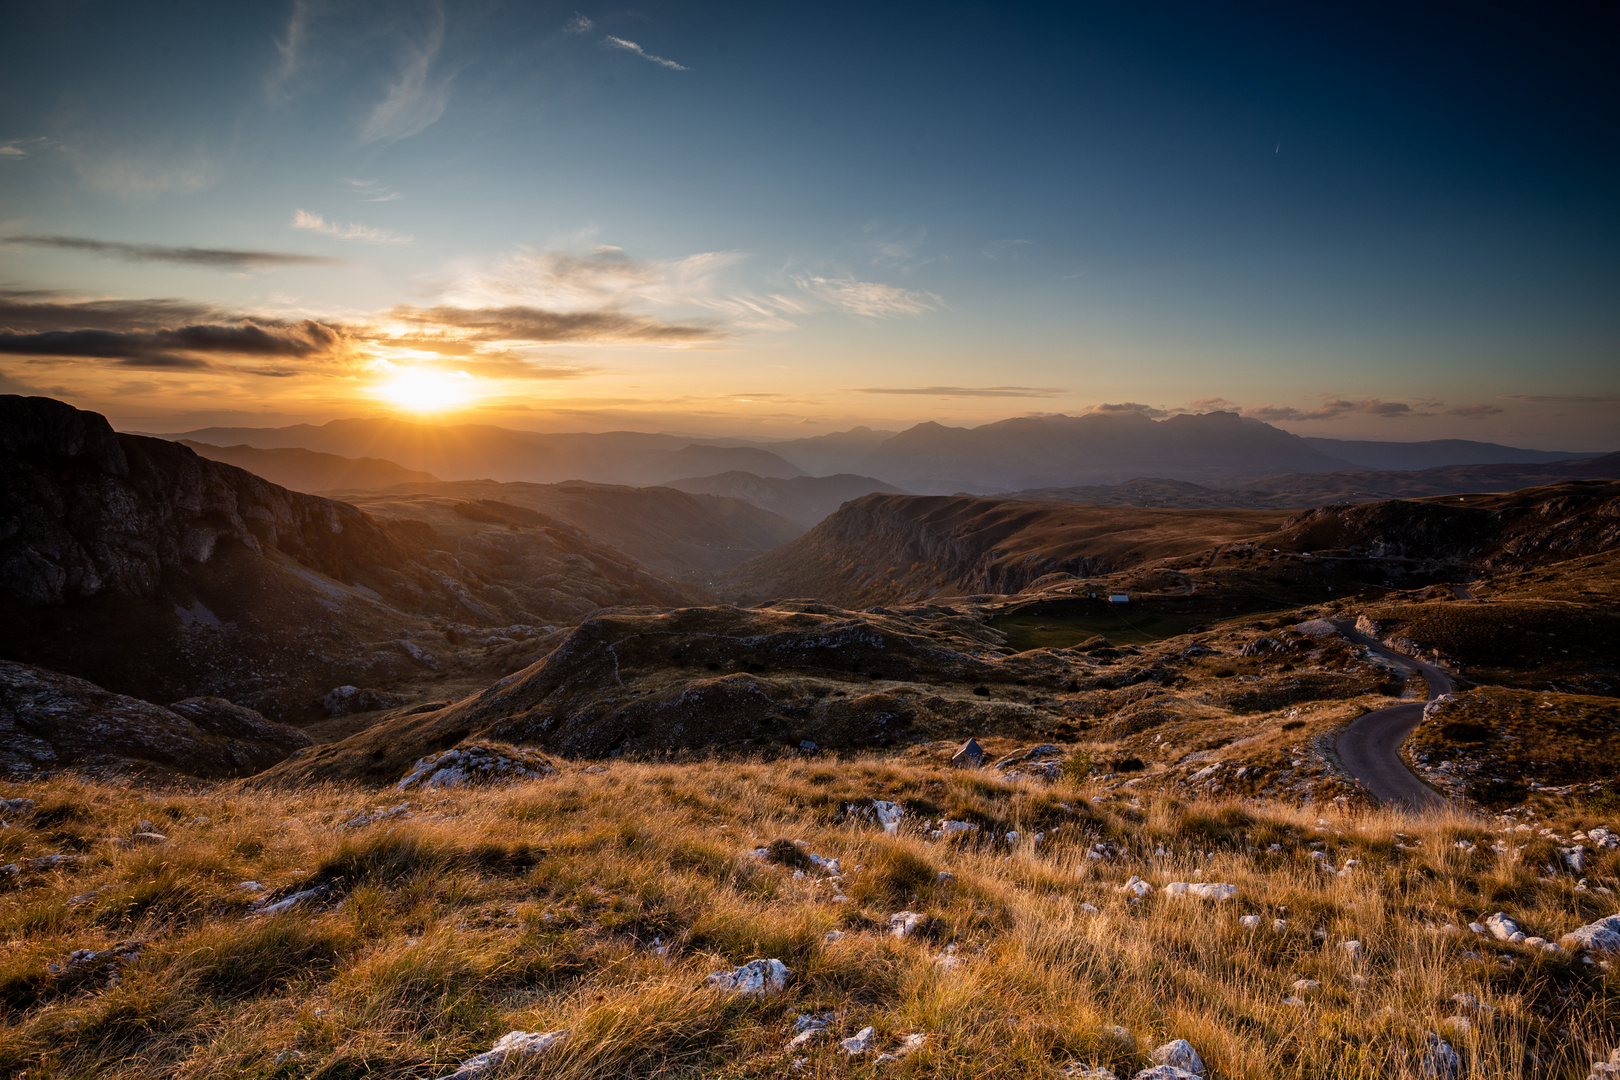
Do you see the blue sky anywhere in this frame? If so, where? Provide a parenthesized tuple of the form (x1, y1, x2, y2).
(1, 1, 1615, 447)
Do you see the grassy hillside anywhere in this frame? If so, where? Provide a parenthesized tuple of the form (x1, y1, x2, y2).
(2, 761, 1617, 1078)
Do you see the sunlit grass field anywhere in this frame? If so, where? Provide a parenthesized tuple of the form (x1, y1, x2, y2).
(2, 757, 1617, 1079)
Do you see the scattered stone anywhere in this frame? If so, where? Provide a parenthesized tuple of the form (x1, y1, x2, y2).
(1484, 912, 1521, 941)
(705, 958, 792, 996)
(1119, 876, 1154, 898)
(0, 797, 36, 817)
(397, 744, 556, 791)
(1441, 1016, 1472, 1037)
(1291, 978, 1321, 994)
(840, 1027, 875, 1055)
(1341, 940, 1363, 957)
(1080, 903, 1101, 915)
(131, 832, 167, 845)
(824, 930, 845, 943)
(873, 800, 903, 835)
(794, 1012, 836, 1034)
(1164, 882, 1237, 901)
(433, 1029, 568, 1080)
(950, 739, 986, 768)
(889, 911, 925, 938)
(1560, 914, 1620, 955)
(876, 1033, 928, 1063)
(1420, 1032, 1462, 1080)
(1240, 915, 1262, 930)
(787, 1029, 824, 1051)
(253, 881, 339, 917)
(26, 854, 88, 870)
(1151, 1039, 1206, 1078)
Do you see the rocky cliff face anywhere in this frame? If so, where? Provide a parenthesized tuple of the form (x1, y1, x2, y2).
(0, 395, 433, 606)
(0, 396, 709, 722)
(724, 493, 1286, 606)
(1271, 481, 1620, 573)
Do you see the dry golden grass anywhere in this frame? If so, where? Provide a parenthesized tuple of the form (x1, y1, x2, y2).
(2, 759, 1617, 1079)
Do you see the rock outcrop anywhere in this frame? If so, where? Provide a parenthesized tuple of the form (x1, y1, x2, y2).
(0, 659, 310, 776)
(254, 601, 1075, 785)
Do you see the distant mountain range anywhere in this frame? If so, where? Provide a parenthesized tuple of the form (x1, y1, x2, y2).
(1004, 452, 1620, 509)
(153, 411, 1606, 496)
(1300, 437, 1595, 471)
(182, 441, 440, 491)
(662, 471, 909, 527)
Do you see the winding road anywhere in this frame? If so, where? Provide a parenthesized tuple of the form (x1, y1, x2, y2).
(1332, 620, 1451, 810)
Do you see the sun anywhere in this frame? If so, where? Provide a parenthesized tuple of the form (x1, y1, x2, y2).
(376, 369, 478, 412)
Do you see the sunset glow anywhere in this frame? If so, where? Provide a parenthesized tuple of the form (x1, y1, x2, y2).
(375, 369, 478, 412)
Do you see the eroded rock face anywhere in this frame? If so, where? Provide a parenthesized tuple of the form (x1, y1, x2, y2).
(0, 395, 419, 607)
(0, 660, 311, 777)
(0, 396, 709, 720)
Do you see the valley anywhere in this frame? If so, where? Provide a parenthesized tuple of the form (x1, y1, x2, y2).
(3, 394, 1618, 1079)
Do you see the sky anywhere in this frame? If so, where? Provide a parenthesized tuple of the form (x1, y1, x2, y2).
(1, 1, 1616, 448)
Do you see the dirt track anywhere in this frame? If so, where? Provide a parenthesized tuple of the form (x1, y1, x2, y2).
(1333, 620, 1451, 810)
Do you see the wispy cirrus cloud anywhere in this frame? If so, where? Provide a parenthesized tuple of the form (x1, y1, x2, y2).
(4, 234, 341, 269)
(389, 304, 717, 345)
(361, 7, 453, 143)
(342, 177, 402, 202)
(563, 14, 594, 33)
(794, 275, 941, 318)
(0, 137, 53, 158)
(854, 385, 1065, 398)
(1448, 403, 1505, 418)
(452, 244, 746, 312)
(291, 209, 412, 244)
(602, 35, 688, 70)
(265, 0, 318, 101)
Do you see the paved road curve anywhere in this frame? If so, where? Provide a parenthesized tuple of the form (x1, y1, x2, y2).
(1333, 620, 1451, 810)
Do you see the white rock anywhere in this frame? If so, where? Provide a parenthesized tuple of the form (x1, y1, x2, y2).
(1133, 1069, 1203, 1080)
(794, 1011, 835, 1033)
(935, 953, 965, 970)
(1119, 876, 1154, 898)
(434, 1030, 568, 1080)
(1291, 979, 1321, 994)
(824, 930, 845, 943)
(872, 800, 903, 835)
(1560, 914, 1620, 954)
(705, 958, 792, 995)
(237, 880, 263, 892)
(1341, 940, 1363, 956)
(875, 1033, 928, 1063)
(1484, 912, 1521, 941)
(890, 911, 925, 938)
(787, 1029, 823, 1050)
(1441, 1016, 1472, 1037)
(840, 1027, 875, 1055)
(1080, 903, 1101, 915)
(1240, 915, 1262, 930)
(1273, 918, 1288, 931)
(1151, 1038, 1206, 1077)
